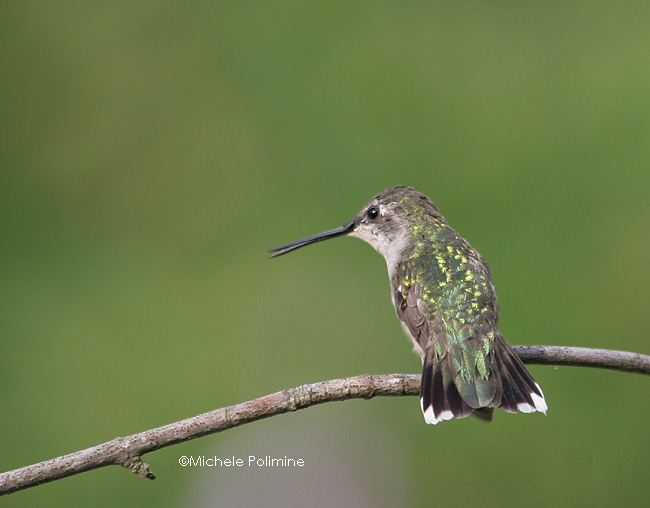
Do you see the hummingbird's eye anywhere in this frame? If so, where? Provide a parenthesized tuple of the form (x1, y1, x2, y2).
(367, 206, 380, 221)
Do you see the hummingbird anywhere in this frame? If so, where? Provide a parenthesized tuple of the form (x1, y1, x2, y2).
(270, 186, 547, 424)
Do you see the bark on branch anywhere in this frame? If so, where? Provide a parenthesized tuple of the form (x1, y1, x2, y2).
(1, 345, 648, 496)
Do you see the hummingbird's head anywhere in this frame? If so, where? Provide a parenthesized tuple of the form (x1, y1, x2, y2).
(269, 186, 441, 269)
(348, 186, 442, 262)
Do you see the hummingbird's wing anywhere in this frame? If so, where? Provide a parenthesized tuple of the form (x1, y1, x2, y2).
(393, 284, 430, 356)
(394, 281, 479, 421)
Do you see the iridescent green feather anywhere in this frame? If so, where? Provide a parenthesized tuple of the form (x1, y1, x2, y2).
(395, 219, 501, 410)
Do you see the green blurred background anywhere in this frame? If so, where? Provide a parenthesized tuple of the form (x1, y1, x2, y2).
(2, 2, 649, 507)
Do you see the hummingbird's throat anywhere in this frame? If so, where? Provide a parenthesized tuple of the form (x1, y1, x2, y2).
(349, 225, 409, 279)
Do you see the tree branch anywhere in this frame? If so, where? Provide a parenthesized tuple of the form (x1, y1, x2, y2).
(1, 345, 648, 496)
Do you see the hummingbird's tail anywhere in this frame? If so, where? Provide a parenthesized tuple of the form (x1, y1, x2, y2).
(420, 334, 547, 425)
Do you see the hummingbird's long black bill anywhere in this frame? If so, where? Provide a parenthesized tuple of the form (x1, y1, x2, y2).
(269, 221, 355, 258)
